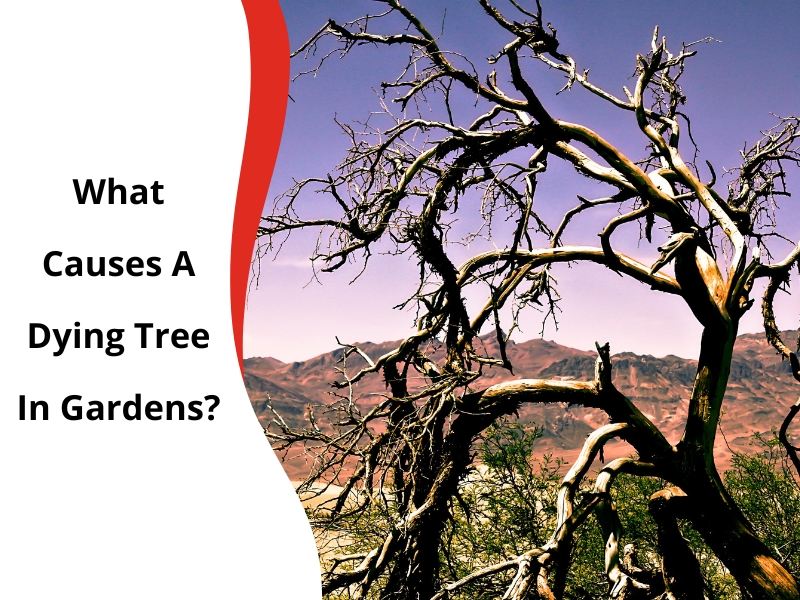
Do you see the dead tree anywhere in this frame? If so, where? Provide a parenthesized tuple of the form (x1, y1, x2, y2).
(258, 1, 800, 598)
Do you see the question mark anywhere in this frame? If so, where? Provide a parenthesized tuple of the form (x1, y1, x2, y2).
(205, 395, 220, 420)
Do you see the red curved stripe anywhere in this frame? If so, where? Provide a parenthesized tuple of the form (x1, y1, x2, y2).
(232, 0, 290, 375)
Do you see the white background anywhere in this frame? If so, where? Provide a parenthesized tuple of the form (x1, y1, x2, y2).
(0, 1, 320, 597)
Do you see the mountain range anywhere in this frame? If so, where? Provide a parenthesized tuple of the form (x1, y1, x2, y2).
(245, 331, 800, 479)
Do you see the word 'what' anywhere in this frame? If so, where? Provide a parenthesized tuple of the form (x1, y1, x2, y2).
(74, 179, 164, 204)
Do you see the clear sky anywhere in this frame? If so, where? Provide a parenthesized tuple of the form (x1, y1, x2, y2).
(244, 0, 800, 362)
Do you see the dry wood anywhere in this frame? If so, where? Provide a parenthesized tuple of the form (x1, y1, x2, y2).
(258, 2, 800, 598)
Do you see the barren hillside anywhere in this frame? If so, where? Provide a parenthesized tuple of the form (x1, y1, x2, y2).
(246, 331, 800, 479)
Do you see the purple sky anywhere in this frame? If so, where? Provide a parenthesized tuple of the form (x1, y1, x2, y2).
(244, 0, 800, 362)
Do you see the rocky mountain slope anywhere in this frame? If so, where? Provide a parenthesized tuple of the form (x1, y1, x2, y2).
(246, 331, 800, 479)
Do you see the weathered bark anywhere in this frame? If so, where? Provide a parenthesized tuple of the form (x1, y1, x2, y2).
(384, 391, 526, 600)
(676, 326, 800, 599)
(649, 488, 705, 600)
(686, 477, 800, 599)
(382, 402, 448, 600)
(263, 3, 800, 598)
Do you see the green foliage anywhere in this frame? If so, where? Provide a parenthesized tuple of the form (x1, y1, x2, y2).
(725, 433, 800, 581)
(443, 422, 797, 599)
(315, 421, 800, 599)
(444, 421, 664, 599)
(443, 422, 564, 598)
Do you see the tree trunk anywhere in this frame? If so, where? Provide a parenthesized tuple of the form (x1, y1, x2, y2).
(678, 326, 800, 599)
(687, 475, 800, 599)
